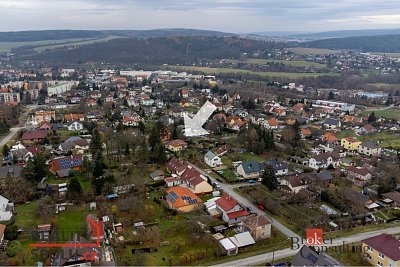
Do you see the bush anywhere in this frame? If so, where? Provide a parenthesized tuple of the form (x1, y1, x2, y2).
(6, 240, 22, 257)
(4, 225, 19, 240)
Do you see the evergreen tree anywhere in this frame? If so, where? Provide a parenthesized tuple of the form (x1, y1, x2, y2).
(261, 164, 278, 190)
(22, 160, 37, 182)
(90, 129, 103, 155)
(33, 154, 47, 181)
(138, 139, 149, 163)
(2, 144, 10, 158)
(67, 177, 83, 200)
(368, 112, 377, 123)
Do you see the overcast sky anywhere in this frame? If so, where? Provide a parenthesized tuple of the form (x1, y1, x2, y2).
(1, 0, 400, 33)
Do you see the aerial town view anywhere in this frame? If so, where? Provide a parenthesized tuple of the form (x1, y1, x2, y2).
(1, 0, 400, 266)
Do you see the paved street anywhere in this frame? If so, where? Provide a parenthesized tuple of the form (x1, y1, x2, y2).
(191, 163, 301, 239)
(0, 127, 22, 146)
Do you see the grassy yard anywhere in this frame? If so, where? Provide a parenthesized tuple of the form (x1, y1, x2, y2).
(361, 131, 400, 148)
(328, 242, 372, 266)
(361, 108, 400, 120)
(170, 66, 338, 79)
(324, 222, 400, 239)
(220, 169, 239, 182)
(14, 201, 43, 229)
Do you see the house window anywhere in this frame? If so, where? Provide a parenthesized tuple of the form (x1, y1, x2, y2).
(378, 253, 385, 259)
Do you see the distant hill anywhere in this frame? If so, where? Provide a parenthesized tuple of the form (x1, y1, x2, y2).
(26, 36, 285, 65)
(102, 28, 237, 38)
(0, 30, 106, 42)
(0, 28, 235, 43)
(288, 29, 400, 40)
(305, 34, 400, 52)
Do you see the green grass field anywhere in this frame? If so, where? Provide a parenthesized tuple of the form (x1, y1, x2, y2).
(0, 35, 123, 53)
(228, 58, 327, 69)
(361, 108, 400, 120)
(286, 47, 341, 55)
(33, 35, 122, 52)
(170, 66, 338, 79)
(0, 38, 93, 52)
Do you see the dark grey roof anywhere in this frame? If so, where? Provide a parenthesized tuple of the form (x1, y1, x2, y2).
(316, 172, 334, 181)
(360, 141, 379, 149)
(0, 165, 22, 179)
(262, 159, 288, 171)
(241, 161, 260, 174)
(324, 118, 340, 126)
(292, 245, 339, 266)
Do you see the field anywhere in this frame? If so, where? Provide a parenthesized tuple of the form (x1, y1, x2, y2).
(361, 108, 400, 120)
(0, 38, 93, 52)
(0, 35, 122, 53)
(33, 35, 122, 52)
(286, 47, 341, 55)
(170, 66, 338, 79)
(228, 58, 327, 69)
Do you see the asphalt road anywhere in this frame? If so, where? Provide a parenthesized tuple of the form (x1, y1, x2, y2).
(190, 163, 301, 240)
(0, 127, 23, 146)
(213, 226, 400, 266)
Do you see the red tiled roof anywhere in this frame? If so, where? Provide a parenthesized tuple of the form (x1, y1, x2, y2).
(215, 193, 238, 212)
(227, 210, 249, 219)
(22, 130, 48, 140)
(362, 234, 400, 261)
(347, 166, 370, 177)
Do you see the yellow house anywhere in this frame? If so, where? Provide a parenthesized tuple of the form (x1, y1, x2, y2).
(341, 137, 362, 151)
(362, 234, 400, 267)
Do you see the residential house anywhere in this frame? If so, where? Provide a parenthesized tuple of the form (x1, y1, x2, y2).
(362, 234, 400, 267)
(341, 137, 362, 151)
(241, 215, 272, 240)
(215, 144, 229, 157)
(357, 124, 376, 135)
(50, 155, 82, 178)
(300, 128, 312, 139)
(204, 151, 222, 168)
(344, 188, 373, 209)
(262, 159, 288, 176)
(21, 130, 48, 145)
(67, 121, 84, 131)
(167, 139, 187, 152)
(164, 177, 182, 187)
(309, 153, 333, 170)
(347, 166, 372, 187)
(180, 166, 213, 195)
(39, 121, 52, 131)
(149, 170, 165, 181)
(280, 175, 311, 194)
(263, 118, 279, 129)
(358, 141, 381, 157)
(166, 187, 203, 212)
(64, 114, 85, 122)
(323, 118, 341, 130)
(215, 193, 249, 225)
(382, 191, 400, 207)
(0, 195, 13, 222)
(315, 172, 334, 188)
(236, 161, 261, 179)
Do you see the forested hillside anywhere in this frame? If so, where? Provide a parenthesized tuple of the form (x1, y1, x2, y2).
(305, 34, 400, 52)
(26, 36, 286, 65)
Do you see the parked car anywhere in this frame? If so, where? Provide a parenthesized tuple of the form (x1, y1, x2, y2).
(248, 180, 256, 183)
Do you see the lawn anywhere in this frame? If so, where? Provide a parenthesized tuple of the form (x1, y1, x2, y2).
(56, 208, 91, 241)
(14, 201, 43, 229)
(360, 108, 400, 120)
(220, 169, 239, 182)
(170, 66, 338, 79)
(336, 129, 356, 139)
(286, 47, 341, 55)
(328, 242, 371, 266)
(324, 221, 400, 239)
(235, 152, 266, 162)
(361, 131, 400, 149)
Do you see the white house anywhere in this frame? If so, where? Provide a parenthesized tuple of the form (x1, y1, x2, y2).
(204, 151, 222, 168)
(357, 141, 381, 157)
(0, 195, 13, 222)
(309, 153, 333, 170)
(67, 121, 84, 131)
